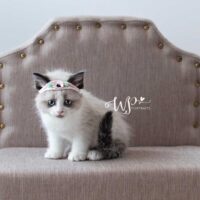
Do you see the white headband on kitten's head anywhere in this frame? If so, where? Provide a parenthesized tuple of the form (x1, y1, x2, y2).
(39, 80, 80, 94)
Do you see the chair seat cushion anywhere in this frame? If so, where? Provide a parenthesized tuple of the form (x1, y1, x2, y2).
(0, 146, 200, 200)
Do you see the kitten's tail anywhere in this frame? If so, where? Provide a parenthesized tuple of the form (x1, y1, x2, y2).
(98, 111, 126, 159)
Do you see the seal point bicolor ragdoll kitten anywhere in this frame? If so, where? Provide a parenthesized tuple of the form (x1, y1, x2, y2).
(33, 69, 130, 161)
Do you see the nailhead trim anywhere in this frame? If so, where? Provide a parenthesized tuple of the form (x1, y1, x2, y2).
(193, 61, 200, 129)
(0, 62, 4, 130)
(176, 56, 182, 62)
(52, 24, 60, 31)
(37, 38, 44, 45)
(0, 123, 5, 129)
(0, 63, 4, 127)
(193, 100, 200, 108)
(76, 24, 82, 30)
(193, 122, 199, 129)
(121, 24, 126, 30)
(195, 62, 200, 68)
(195, 80, 200, 88)
(158, 42, 164, 49)
(19, 53, 26, 59)
(143, 24, 149, 30)
(95, 22, 101, 28)
(0, 83, 4, 89)
(0, 104, 4, 110)
(193, 60, 199, 128)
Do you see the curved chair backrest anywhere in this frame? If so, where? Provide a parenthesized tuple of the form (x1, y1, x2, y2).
(0, 17, 199, 148)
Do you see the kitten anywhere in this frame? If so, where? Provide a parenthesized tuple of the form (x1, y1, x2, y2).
(33, 69, 130, 161)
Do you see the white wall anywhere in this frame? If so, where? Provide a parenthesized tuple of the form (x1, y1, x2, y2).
(0, 0, 199, 55)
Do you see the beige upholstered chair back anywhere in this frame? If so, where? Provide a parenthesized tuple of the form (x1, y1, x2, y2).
(0, 17, 199, 148)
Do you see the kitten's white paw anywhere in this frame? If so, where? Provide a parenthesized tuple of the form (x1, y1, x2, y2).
(68, 152, 87, 161)
(44, 150, 64, 159)
(87, 150, 103, 161)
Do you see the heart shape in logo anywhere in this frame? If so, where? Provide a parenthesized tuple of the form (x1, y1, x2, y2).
(140, 97, 145, 101)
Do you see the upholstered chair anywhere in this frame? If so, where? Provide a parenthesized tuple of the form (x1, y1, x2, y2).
(0, 17, 199, 200)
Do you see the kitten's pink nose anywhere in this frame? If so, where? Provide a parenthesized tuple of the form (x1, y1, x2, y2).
(56, 110, 64, 117)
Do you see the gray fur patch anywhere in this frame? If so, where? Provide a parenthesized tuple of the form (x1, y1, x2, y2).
(97, 111, 126, 160)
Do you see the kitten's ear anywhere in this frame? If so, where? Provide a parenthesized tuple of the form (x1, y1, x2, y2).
(68, 71, 85, 89)
(33, 73, 50, 90)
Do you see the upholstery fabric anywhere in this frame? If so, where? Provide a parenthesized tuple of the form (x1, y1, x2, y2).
(0, 17, 199, 147)
(0, 146, 200, 200)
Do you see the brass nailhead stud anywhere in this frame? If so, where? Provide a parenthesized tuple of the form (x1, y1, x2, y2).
(121, 24, 127, 30)
(143, 24, 149, 30)
(193, 122, 199, 129)
(193, 100, 200, 107)
(0, 63, 3, 69)
(158, 42, 164, 49)
(195, 80, 200, 88)
(53, 24, 60, 31)
(76, 24, 82, 30)
(176, 56, 182, 62)
(37, 38, 44, 45)
(194, 62, 200, 68)
(95, 22, 101, 28)
(19, 53, 26, 59)
(0, 83, 4, 89)
(0, 123, 5, 129)
(0, 104, 4, 110)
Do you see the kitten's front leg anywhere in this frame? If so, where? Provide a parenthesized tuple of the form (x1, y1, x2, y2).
(45, 132, 66, 159)
(68, 135, 90, 161)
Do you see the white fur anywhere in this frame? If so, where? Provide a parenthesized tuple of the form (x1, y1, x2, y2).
(35, 69, 131, 161)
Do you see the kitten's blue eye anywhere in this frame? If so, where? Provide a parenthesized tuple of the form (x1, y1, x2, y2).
(64, 99, 72, 107)
(48, 99, 56, 107)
